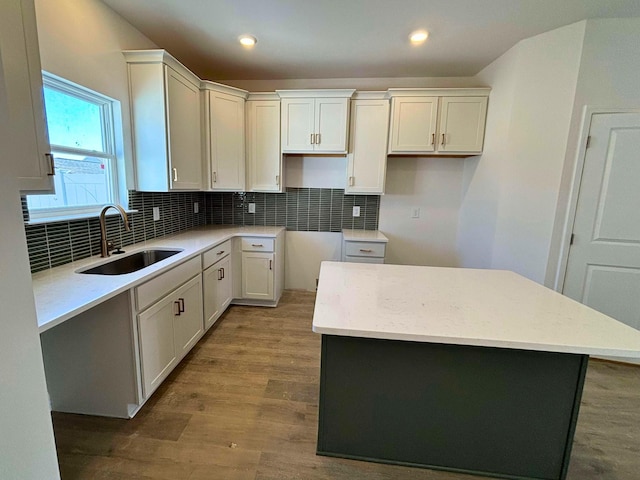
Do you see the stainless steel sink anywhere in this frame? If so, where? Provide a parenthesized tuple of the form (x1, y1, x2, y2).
(79, 249, 183, 275)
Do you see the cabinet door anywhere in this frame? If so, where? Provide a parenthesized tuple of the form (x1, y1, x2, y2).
(173, 275, 203, 360)
(246, 100, 282, 192)
(438, 96, 487, 153)
(242, 252, 274, 300)
(138, 292, 179, 397)
(281, 98, 314, 152)
(208, 91, 245, 191)
(346, 99, 389, 194)
(388, 96, 438, 153)
(203, 257, 232, 330)
(1, 0, 53, 192)
(166, 67, 201, 190)
(203, 263, 221, 331)
(315, 98, 350, 153)
(216, 256, 232, 314)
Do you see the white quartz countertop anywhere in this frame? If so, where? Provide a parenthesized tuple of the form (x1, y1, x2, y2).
(33, 225, 284, 333)
(312, 262, 640, 358)
(342, 229, 388, 242)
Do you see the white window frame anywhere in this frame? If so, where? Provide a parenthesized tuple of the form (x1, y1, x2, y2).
(27, 73, 123, 221)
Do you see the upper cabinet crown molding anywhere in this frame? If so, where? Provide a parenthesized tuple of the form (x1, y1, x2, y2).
(123, 49, 200, 87)
(352, 91, 389, 100)
(247, 92, 281, 101)
(276, 89, 355, 99)
(201, 80, 248, 99)
(387, 87, 491, 97)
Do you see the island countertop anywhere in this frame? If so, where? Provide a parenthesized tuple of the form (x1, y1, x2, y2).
(32, 225, 284, 333)
(312, 261, 640, 358)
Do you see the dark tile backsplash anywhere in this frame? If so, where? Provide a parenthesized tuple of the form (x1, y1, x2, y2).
(24, 188, 379, 273)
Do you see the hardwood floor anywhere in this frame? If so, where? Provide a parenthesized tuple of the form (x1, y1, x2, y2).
(52, 290, 640, 480)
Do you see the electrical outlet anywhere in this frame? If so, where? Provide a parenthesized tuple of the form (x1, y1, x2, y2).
(153, 206, 160, 221)
(353, 206, 361, 217)
(248, 203, 256, 214)
(411, 207, 420, 218)
(194, 202, 199, 214)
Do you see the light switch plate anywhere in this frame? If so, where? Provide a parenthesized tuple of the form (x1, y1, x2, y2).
(353, 206, 361, 217)
(153, 206, 160, 221)
(194, 202, 199, 214)
(248, 203, 256, 214)
(411, 207, 420, 218)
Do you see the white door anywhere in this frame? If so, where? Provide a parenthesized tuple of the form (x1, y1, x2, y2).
(281, 98, 314, 152)
(346, 99, 389, 194)
(246, 100, 281, 192)
(388, 96, 438, 153)
(242, 252, 274, 300)
(173, 275, 203, 360)
(208, 91, 245, 191)
(166, 67, 201, 190)
(315, 98, 349, 153)
(438, 96, 487, 153)
(563, 113, 640, 331)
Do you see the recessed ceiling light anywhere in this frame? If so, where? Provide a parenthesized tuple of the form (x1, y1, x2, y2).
(238, 35, 257, 47)
(409, 30, 429, 45)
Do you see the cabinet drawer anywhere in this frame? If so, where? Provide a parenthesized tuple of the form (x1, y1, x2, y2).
(136, 256, 201, 311)
(241, 237, 274, 252)
(344, 241, 386, 258)
(203, 239, 231, 269)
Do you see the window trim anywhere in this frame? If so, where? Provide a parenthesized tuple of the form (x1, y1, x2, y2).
(27, 72, 125, 221)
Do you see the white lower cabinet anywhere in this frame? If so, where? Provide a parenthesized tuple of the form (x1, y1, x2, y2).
(242, 251, 275, 300)
(203, 255, 232, 330)
(137, 273, 203, 398)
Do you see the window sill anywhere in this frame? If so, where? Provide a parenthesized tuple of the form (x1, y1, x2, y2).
(25, 209, 138, 226)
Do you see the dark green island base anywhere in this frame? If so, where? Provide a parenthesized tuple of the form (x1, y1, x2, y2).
(317, 335, 588, 480)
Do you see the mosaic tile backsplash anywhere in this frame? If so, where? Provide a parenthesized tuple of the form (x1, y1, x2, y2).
(24, 188, 380, 273)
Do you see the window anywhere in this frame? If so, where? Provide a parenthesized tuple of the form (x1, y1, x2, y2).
(27, 73, 121, 219)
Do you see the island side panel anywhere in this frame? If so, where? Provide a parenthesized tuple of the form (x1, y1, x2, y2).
(317, 334, 588, 480)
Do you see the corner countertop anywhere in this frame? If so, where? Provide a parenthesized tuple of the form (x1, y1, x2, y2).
(33, 225, 284, 333)
(342, 229, 388, 243)
(312, 261, 640, 358)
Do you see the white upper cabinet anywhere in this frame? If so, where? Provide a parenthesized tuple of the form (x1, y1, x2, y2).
(388, 88, 490, 155)
(346, 93, 390, 195)
(1, 0, 54, 192)
(438, 96, 488, 153)
(124, 50, 202, 191)
(277, 89, 355, 154)
(246, 94, 282, 192)
(202, 82, 248, 191)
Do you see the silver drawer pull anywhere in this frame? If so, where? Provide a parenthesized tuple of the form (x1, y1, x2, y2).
(216, 250, 225, 255)
(252, 244, 263, 247)
(359, 249, 373, 253)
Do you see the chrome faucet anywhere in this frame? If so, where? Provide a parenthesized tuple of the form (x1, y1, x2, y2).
(99, 204, 131, 257)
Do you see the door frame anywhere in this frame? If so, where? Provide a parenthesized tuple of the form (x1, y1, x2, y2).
(554, 106, 640, 293)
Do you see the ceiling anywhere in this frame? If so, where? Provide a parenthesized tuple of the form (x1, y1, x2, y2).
(101, 0, 640, 81)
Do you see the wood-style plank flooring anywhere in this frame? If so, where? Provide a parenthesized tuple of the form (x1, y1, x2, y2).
(52, 290, 640, 479)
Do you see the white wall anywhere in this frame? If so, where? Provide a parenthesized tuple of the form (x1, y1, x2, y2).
(0, 21, 60, 479)
(34, 0, 157, 190)
(458, 21, 585, 284)
(547, 17, 640, 287)
(285, 155, 347, 188)
(380, 157, 465, 266)
(285, 232, 342, 291)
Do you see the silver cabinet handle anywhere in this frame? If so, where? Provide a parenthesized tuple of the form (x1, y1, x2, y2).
(310, 133, 315, 144)
(269, 259, 272, 270)
(349, 176, 354, 186)
(174, 300, 181, 316)
(213, 171, 217, 183)
(45, 153, 55, 176)
(216, 250, 225, 256)
(316, 133, 320, 145)
(172, 167, 178, 182)
(218, 268, 223, 281)
(441, 133, 446, 147)
(359, 249, 373, 253)
(431, 133, 435, 146)
(252, 244, 263, 247)
(276, 175, 280, 185)
(178, 298, 185, 313)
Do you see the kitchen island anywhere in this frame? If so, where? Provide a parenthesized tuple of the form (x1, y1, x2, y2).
(312, 262, 640, 480)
